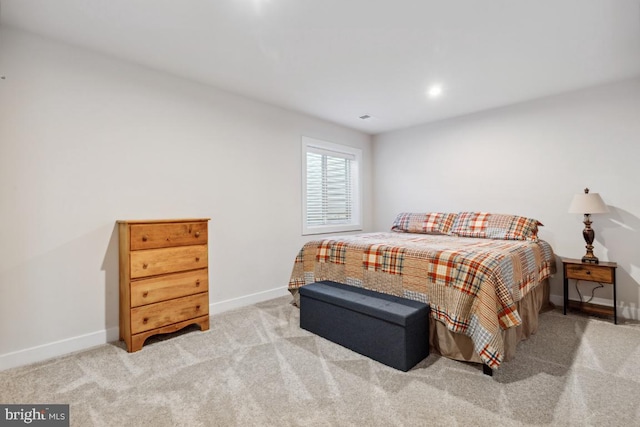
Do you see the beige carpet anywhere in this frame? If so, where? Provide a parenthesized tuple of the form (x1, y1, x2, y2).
(2, 296, 640, 426)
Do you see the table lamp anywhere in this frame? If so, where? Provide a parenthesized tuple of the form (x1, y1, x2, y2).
(568, 188, 609, 264)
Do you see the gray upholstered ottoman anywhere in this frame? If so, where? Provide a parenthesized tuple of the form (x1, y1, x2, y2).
(299, 281, 430, 371)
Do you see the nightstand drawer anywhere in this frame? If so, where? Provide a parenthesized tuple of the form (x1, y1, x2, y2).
(130, 245, 208, 278)
(130, 293, 209, 334)
(565, 264, 613, 283)
(130, 269, 208, 307)
(130, 221, 208, 250)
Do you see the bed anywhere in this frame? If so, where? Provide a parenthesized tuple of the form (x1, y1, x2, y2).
(288, 212, 556, 370)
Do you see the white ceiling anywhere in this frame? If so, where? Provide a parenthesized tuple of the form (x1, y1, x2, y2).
(2, 0, 640, 134)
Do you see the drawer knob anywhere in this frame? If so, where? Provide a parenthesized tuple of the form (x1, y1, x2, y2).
(196, 305, 201, 310)
(142, 263, 148, 269)
(143, 318, 149, 324)
(195, 280, 200, 287)
(142, 235, 148, 242)
(195, 231, 200, 238)
(195, 257, 200, 262)
(143, 291, 148, 298)
(586, 271, 591, 275)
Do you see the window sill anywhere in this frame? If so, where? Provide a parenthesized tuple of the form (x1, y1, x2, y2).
(302, 224, 363, 236)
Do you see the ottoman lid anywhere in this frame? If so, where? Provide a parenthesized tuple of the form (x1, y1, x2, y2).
(299, 281, 429, 326)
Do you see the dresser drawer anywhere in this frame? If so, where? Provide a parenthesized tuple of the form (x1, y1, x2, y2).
(565, 263, 613, 283)
(130, 293, 209, 334)
(130, 269, 208, 307)
(130, 221, 208, 250)
(130, 245, 208, 278)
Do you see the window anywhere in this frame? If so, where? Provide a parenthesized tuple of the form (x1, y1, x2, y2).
(302, 136, 362, 235)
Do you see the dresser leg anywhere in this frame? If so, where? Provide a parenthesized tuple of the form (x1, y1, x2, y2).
(130, 335, 146, 352)
(197, 316, 210, 331)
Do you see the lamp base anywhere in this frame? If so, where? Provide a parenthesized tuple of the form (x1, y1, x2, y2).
(581, 213, 599, 264)
(582, 254, 599, 264)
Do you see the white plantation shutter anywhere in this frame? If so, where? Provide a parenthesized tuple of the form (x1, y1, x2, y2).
(302, 137, 362, 235)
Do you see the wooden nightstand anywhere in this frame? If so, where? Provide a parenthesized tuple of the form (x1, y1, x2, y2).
(562, 258, 618, 324)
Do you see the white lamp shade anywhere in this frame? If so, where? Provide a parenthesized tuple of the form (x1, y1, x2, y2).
(568, 192, 609, 214)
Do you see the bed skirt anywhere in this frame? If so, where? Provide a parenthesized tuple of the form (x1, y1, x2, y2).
(429, 278, 551, 364)
(290, 278, 551, 367)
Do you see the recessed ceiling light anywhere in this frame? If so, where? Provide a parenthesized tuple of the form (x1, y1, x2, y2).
(427, 85, 443, 98)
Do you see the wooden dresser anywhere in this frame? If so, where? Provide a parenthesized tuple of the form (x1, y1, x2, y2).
(118, 218, 210, 352)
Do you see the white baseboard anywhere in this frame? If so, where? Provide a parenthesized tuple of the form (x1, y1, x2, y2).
(549, 294, 639, 321)
(549, 294, 563, 307)
(210, 286, 290, 315)
(0, 286, 289, 372)
(0, 328, 119, 372)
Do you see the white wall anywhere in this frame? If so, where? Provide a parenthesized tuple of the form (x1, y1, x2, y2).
(373, 77, 640, 320)
(0, 27, 372, 369)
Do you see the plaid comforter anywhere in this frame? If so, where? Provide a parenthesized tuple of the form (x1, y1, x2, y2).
(288, 232, 555, 368)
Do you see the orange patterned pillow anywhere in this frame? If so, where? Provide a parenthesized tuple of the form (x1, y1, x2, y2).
(450, 212, 541, 241)
(391, 212, 458, 235)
